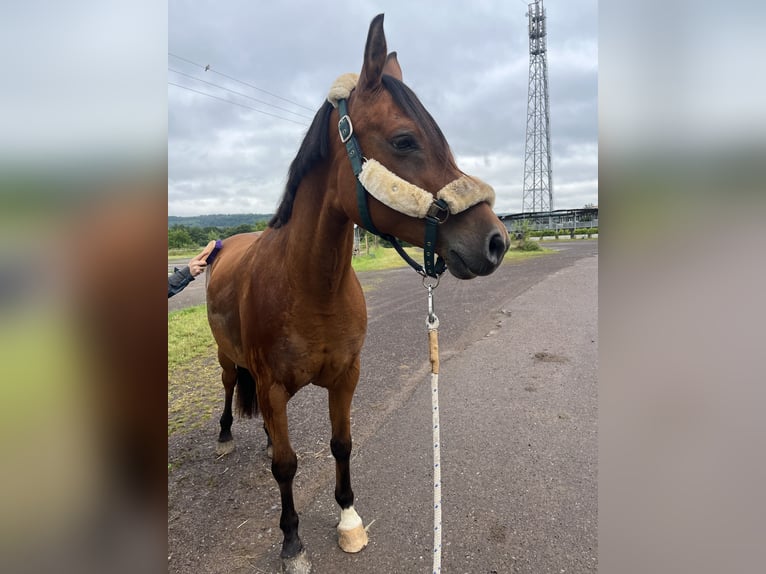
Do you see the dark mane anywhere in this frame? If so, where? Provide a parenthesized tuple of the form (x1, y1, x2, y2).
(269, 101, 333, 228)
(381, 74, 455, 169)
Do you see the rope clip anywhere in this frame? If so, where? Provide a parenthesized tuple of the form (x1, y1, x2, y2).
(424, 278, 440, 331)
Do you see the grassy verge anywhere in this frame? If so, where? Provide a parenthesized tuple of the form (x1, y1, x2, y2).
(168, 304, 220, 437)
(168, 304, 215, 371)
(503, 245, 553, 261)
(351, 246, 425, 272)
(351, 243, 553, 270)
(168, 248, 200, 260)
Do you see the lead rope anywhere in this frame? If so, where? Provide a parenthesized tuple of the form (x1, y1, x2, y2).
(425, 276, 442, 573)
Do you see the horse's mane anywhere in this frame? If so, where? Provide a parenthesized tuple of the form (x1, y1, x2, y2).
(269, 101, 333, 228)
(269, 75, 454, 228)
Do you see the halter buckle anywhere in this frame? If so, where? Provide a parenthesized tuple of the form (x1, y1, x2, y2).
(425, 199, 449, 224)
(338, 114, 354, 143)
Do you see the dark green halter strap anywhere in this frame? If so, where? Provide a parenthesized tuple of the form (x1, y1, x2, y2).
(337, 98, 447, 278)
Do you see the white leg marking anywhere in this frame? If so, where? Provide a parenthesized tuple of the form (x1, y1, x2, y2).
(338, 506, 363, 531)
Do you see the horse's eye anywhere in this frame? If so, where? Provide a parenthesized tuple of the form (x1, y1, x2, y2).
(390, 134, 419, 152)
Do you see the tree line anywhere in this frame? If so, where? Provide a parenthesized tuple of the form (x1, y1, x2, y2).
(169, 220, 405, 252)
(168, 213, 272, 228)
(168, 221, 269, 249)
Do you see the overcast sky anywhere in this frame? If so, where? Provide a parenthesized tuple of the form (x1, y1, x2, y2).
(168, 0, 597, 217)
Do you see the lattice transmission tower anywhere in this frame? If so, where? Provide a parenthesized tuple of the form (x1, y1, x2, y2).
(522, 0, 553, 215)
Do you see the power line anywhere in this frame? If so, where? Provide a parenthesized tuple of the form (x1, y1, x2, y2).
(168, 81, 310, 127)
(168, 52, 316, 112)
(169, 67, 314, 120)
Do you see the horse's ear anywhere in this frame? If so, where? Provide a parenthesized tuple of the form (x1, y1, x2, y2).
(358, 14, 387, 93)
(383, 52, 402, 82)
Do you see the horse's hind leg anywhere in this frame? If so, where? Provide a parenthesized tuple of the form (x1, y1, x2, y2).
(215, 350, 236, 456)
(264, 385, 311, 573)
(263, 422, 273, 458)
(328, 359, 368, 553)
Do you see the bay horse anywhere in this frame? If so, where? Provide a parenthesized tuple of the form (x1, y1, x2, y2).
(206, 14, 509, 573)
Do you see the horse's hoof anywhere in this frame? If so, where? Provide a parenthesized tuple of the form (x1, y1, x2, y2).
(337, 506, 368, 553)
(266, 444, 273, 459)
(338, 523, 368, 553)
(215, 440, 235, 456)
(281, 549, 312, 574)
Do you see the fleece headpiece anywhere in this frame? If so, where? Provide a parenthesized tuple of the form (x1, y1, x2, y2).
(327, 74, 495, 220)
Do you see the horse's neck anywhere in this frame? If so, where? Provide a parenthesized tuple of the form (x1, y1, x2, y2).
(280, 177, 356, 295)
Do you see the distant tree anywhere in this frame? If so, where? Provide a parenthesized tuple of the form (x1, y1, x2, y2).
(512, 218, 533, 241)
(168, 213, 274, 229)
(188, 226, 209, 246)
(200, 226, 221, 242)
(168, 226, 194, 249)
(222, 223, 255, 238)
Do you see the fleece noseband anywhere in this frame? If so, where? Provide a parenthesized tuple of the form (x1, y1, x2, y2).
(328, 73, 495, 278)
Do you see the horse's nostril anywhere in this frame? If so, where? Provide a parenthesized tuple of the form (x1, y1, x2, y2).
(487, 230, 508, 265)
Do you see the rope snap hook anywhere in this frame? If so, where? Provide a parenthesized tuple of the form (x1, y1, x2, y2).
(424, 276, 440, 330)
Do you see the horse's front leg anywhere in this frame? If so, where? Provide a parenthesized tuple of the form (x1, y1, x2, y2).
(328, 359, 368, 553)
(264, 386, 311, 574)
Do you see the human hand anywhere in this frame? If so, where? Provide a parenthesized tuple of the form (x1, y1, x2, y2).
(188, 240, 217, 277)
(188, 257, 207, 277)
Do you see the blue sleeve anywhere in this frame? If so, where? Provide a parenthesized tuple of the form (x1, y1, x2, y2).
(168, 266, 194, 298)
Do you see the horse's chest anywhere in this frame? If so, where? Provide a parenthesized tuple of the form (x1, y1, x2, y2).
(267, 318, 364, 387)
(283, 321, 363, 362)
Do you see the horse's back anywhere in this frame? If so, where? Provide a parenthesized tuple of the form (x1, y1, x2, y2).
(209, 232, 262, 275)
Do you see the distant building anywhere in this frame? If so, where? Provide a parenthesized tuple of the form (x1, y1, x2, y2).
(499, 207, 598, 235)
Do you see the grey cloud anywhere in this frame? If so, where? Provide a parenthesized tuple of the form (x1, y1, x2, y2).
(169, 0, 597, 216)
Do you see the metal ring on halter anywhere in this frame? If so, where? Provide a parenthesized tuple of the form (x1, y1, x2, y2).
(423, 275, 440, 290)
(338, 114, 354, 143)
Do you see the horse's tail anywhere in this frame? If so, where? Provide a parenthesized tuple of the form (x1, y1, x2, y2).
(235, 366, 259, 418)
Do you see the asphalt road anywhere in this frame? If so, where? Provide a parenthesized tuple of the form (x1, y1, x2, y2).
(168, 240, 597, 574)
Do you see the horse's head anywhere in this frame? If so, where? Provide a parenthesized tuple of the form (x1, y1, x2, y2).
(330, 14, 510, 279)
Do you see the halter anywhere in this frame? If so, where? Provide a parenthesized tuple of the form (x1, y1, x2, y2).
(328, 74, 495, 278)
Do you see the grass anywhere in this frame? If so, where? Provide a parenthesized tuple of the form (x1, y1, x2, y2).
(167, 359, 221, 437)
(168, 304, 215, 371)
(350, 245, 426, 272)
(168, 304, 221, 436)
(503, 244, 553, 260)
(168, 248, 200, 260)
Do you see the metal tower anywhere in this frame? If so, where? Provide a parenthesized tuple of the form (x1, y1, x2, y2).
(522, 0, 553, 215)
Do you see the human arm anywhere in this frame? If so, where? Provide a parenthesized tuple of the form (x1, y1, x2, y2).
(168, 266, 194, 298)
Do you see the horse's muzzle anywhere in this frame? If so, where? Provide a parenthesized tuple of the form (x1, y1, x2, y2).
(444, 223, 509, 279)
